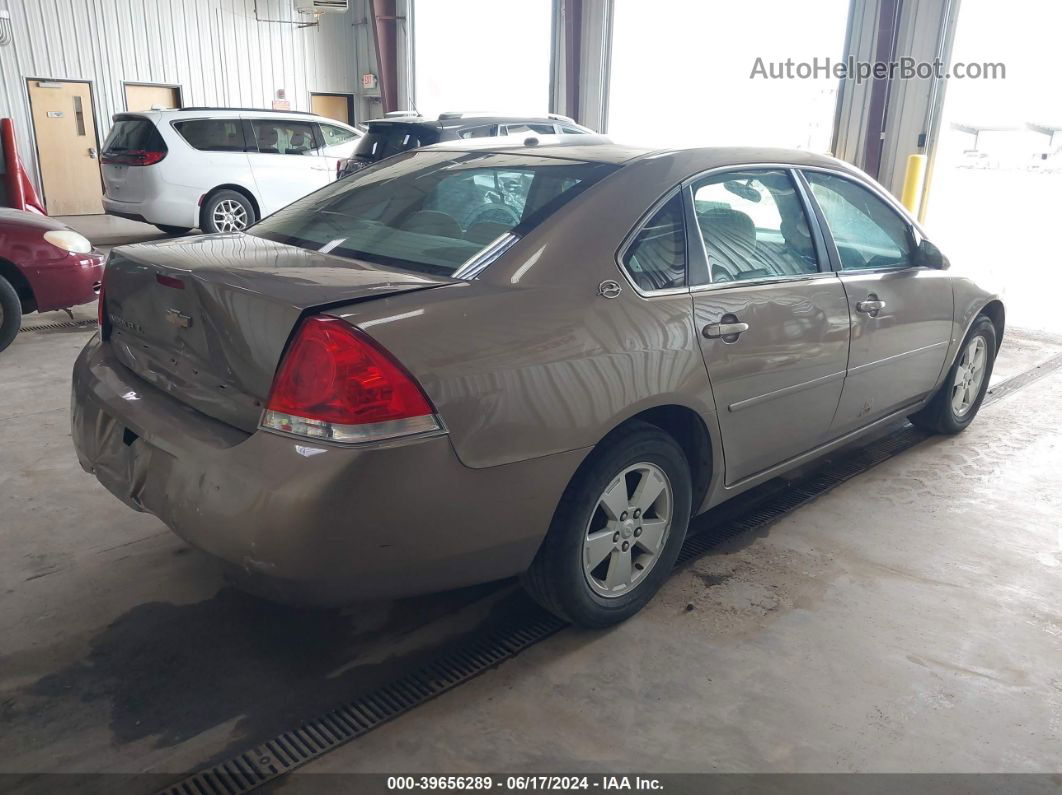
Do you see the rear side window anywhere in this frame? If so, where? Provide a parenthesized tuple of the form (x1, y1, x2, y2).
(803, 171, 914, 270)
(457, 125, 497, 139)
(320, 123, 357, 146)
(622, 193, 687, 292)
(103, 118, 166, 155)
(249, 119, 318, 155)
(173, 119, 246, 152)
(691, 169, 820, 283)
(502, 123, 556, 136)
(560, 126, 585, 134)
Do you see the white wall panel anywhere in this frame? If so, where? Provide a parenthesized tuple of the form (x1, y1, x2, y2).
(0, 0, 366, 197)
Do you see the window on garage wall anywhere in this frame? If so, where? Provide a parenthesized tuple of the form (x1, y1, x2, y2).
(607, 0, 850, 150)
(413, 0, 553, 120)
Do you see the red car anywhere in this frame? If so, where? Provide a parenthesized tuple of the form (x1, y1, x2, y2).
(0, 209, 104, 352)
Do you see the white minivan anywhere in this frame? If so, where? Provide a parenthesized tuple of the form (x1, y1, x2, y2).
(100, 108, 362, 234)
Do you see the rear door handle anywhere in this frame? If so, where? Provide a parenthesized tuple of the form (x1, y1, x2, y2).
(702, 321, 749, 340)
(856, 299, 886, 314)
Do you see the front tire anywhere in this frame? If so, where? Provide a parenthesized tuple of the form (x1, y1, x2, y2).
(155, 224, 192, 236)
(909, 316, 997, 434)
(0, 276, 23, 353)
(522, 421, 692, 628)
(200, 190, 256, 234)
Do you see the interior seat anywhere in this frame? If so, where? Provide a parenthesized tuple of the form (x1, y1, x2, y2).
(698, 208, 757, 282)
(464, 221, 510, 245)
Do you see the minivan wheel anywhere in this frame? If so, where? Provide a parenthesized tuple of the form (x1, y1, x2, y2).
(155, 224, 192, 236)
(0, 276, 23, 354)
(201, 190, 255, 234)
(522, 421, 692, 628)
(909, 316, 997, 435)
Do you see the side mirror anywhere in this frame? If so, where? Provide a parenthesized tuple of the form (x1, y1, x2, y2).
(915, 239, 950, 270)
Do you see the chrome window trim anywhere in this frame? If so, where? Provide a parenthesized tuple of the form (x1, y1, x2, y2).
(688, 270, 838, 294)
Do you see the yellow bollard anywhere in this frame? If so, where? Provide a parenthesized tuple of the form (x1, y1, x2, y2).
(901, 154, 927, 216)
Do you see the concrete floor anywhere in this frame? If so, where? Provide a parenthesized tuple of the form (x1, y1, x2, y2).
(2, 221, 1062, 785)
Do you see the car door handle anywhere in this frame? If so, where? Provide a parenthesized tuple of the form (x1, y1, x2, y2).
(856, 299, 886, 314)
(702, 321, 749, 339)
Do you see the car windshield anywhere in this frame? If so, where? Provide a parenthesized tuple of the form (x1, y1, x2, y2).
(354, 123, 441, 161)
(250, 150, 618, 276)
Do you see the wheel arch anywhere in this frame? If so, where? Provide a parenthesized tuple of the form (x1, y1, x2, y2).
(0, 258, 37, 313)
(200, 184, 261, 226)
(978, 299, 1005, 351)
(591, 404, 714, 516)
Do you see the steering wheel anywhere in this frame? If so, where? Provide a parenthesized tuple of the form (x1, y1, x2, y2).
(465, 204, 521, 228)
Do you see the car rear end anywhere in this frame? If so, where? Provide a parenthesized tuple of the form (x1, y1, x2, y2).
(71, 145, 621, 604)
(101, 113, 201, 229)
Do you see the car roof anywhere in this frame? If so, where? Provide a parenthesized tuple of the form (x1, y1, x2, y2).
(113, 108, 359, 129)
(420, 137, 855, 172)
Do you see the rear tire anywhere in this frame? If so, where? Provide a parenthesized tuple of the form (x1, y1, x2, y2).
(155, 224, 192, 236)
(0, 276, 22, 354)
(522, 421, 692, 628)
(909, 316, 997, 434)
(200, 190, 256, 234)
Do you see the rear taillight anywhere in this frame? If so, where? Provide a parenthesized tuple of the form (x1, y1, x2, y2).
(100, 149, 167, 166)
(261, 316, 439, 444)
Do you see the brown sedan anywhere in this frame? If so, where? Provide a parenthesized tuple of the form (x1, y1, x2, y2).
(72, 139, 1003, 627)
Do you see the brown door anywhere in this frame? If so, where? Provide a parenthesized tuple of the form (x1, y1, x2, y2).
(124, 83, 181, 112)
(27, 79, 103, 215)
(310, 93, 352, 124)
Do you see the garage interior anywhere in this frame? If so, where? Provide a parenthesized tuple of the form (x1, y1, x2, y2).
(2, 0, 1061, 792)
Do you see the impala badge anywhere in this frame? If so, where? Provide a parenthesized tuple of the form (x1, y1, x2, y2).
(165, 309, 192, 329)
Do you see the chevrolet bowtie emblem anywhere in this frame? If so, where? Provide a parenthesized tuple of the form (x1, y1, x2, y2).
(165, 309, 192, 329)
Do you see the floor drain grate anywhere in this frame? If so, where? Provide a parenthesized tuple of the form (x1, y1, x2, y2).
(158, 613, 566, 795)
(19, 318, 98, 333)
(158, 350, 1062, 794)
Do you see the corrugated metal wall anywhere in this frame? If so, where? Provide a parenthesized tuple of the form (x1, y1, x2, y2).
(0, 0, 378, 197)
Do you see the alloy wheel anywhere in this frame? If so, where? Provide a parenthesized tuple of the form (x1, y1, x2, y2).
(583, 462, 673, 598)
(952, 336, 988, 417)
(212, 199, 249, 232)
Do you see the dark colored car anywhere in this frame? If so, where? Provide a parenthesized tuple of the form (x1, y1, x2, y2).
(0, 209, 104, 352)
(337, 112, 594, 178)
(72, 139, 1002, 627)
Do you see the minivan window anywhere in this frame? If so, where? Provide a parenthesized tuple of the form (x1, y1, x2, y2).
(320, 123, 357, 147)
(804, 171, 913, 270)
(691, 169, 820, 283)
(173, 119, 246, 152)
(251, 151, 618, 276)
(502, 123, 556, 136)
(103, 118, 166, 155)
(355, 124, 441, 161)
(622, 193, 687, 292)
(250, 119, 318, 155)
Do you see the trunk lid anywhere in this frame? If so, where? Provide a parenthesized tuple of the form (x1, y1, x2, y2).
(103, 233, 454, 432)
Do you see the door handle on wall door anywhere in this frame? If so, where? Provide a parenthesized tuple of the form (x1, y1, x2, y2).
(88, 147, 97, 159)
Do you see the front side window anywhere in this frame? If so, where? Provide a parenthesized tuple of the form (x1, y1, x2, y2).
(691, 169, 819, 284)
(804, 171, 914, 270)
(250, 151, 617, 276)
(250, 119, 318, 155)
(621, 193, 687, 292)
(320, 123, 357, 147)
(173, 119, 246, 152)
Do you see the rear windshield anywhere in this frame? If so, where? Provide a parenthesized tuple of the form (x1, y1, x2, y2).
(250, 150, 617, 276)
(104, 118, 166, 154)
(354, 123, 441, 161)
